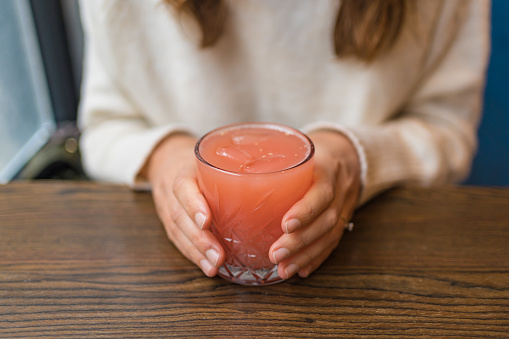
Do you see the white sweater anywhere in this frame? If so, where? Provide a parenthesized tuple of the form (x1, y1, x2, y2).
(78, 0, 490, 204)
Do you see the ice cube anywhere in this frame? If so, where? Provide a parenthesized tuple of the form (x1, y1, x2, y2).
(242, 154, 287, 173)
(216, 145, 254, 163)
(231, 130, 269, 145)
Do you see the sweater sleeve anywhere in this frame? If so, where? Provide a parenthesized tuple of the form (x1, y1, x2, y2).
(78, 0, 192, 190)
(306, 0, 490, 205)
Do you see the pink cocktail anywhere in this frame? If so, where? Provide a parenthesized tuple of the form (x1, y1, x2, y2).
(195, 122, 314, 285)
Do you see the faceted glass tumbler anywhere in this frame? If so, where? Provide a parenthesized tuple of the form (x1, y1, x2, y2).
(195, 122, 314, 285)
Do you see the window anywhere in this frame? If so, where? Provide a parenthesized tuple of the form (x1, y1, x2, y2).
(0, 0, 56, 183)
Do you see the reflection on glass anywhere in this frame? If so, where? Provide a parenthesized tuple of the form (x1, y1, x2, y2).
(0, 0, 55, 183)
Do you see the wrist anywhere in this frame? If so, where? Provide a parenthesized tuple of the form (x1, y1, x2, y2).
(308, 130, 361, 173)
(140, 133, 197, 184)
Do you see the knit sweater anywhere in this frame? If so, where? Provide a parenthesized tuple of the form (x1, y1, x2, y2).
(78, 0, 490, 204)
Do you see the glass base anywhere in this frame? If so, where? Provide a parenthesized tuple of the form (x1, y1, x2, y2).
(218, 262, 283, 285)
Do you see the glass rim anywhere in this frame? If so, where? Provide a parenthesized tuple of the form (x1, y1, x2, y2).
(195, 122, 315, 175)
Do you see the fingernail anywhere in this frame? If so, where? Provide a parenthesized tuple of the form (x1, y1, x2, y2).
(195, 212, 206, 229)
(298, 269, 310, 278)
(285, 219, 300, 234)
(284, 264, 299, 279)
(272, 248, 290, 264)
(205, 249, 219, 267)
(200, 259, 214, 276)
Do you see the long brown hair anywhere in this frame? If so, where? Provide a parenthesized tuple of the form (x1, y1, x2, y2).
(166, 0, 409, 62)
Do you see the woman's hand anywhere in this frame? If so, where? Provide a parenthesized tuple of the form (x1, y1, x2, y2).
(141, 133, 225, 277)
(269, 130, 361, 279)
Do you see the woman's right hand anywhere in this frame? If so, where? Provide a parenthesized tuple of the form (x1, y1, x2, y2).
(141, 133, 225, 277)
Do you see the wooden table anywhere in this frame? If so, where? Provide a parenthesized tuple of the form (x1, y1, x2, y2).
(1, 182, 508, 337)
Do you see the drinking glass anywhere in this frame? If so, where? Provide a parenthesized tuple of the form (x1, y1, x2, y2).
(195, 122, 314, 285)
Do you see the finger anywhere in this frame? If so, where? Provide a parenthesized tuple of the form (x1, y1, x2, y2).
(152, 189, 217, 275)
(281, 168, 336, 234)
(164, 218, 221, 277)
(297, 241, 338, 278)
(270, 206, 341, 264)
(172, 170, 212, 230)
(277, 224, 343, 279)
(154, 184, 224, 275)
(167, 192, 224, 269)
(341, 178, 361, 222)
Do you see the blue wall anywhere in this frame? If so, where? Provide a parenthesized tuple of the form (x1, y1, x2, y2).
(464, 0, 509, 186)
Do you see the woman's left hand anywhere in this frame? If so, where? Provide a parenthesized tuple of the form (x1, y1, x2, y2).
(269, 130, 362, 279)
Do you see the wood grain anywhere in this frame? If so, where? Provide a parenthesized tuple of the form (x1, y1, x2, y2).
(0, 182, 508, 337)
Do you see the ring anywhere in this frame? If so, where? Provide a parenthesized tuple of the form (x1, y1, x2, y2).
(340, 215, 354, 232)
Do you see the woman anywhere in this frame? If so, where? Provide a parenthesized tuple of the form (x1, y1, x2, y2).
(78, 0, 490, 279)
